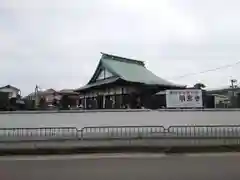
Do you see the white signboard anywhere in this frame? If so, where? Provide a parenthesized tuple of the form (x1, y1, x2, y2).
(166, 89, 203, 108)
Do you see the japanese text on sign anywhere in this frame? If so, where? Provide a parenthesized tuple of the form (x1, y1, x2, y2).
(166, 89, 203, 108)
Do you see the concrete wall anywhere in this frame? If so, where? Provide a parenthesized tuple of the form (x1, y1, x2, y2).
(0, 109, 240, 129)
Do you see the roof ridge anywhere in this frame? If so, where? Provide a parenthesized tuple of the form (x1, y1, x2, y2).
(45, 88, 56, 91)
(0, 85, 20, 91)
(101, 52, 145, 66)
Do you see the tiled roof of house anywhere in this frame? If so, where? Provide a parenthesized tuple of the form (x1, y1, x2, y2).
(25, 88, 57, 97)
(101, 53, 182, 86)
(0, 85, 20, 91)
(59, 89, 79, 95)
(207, 87, 240, 93)
(76, 53, 184, 91)
(25, 88, 79, 98)
(76, 77, 120, 91)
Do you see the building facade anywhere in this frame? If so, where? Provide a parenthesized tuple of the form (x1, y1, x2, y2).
(207, 87, 240, 108)
(75, 53, 184, 109)
(0, 85, 21, 99)
(25, 88, 79, 108)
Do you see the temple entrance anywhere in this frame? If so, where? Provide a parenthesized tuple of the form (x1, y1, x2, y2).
(96, 95, 104, 109)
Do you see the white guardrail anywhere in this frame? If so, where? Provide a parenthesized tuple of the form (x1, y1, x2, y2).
(0, 125, 240, 142)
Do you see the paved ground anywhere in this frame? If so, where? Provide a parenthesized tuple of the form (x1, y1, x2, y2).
(0, 153, 239, 180)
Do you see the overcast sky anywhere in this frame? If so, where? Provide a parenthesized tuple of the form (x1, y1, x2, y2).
(1, 0, 240, 95)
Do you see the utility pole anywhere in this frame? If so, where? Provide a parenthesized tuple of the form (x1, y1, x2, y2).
(230, 79, 238, 107)
(230, 79, 237, 92)
(35, 85, 38, 109)
(230, 79, 237, 88)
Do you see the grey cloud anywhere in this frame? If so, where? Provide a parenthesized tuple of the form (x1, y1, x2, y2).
(1, 0, 240, 95)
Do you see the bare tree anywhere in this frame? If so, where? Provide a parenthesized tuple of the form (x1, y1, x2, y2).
(39, 96, 47, 110)
(193, 83, 206, 89)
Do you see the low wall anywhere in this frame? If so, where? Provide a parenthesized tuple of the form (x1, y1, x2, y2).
(0, 109, 240, 128)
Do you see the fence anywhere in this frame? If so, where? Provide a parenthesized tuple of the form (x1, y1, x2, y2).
(0, 125, 240, 142)
(168, 125, 240, 138)
(0, 127, 78, 141)
(81, 126, 166, 139)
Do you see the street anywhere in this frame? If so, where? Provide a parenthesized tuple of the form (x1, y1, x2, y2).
(0, 153, 239, 180)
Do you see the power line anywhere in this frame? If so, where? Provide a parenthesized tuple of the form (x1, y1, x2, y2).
(171, 60, 240, 80)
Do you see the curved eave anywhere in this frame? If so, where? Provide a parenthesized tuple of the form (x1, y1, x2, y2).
(75, 77, 120, 92)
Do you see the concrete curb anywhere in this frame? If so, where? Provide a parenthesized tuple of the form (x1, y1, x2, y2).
(0, 145, 239, 156)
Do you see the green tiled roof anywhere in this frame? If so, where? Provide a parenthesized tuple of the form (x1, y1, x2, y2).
(101, 54, 182, 87)
(76, 53, 184, 91)
(75, 77, 120, 91)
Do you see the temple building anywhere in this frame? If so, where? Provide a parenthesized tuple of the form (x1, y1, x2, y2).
(75, 53, 184, 109)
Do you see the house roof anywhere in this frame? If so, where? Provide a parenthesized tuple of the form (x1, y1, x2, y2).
(25, 88, 57, 97)
(207, 87, 240, 93)
(59, 89, 79, 95)
(76, 53, 184, 91)
(25, 88, 79, 98)
(102, 55, 181, 86)
(211, 94, 229, 99)
(0, 85, 20, 91)
(76, 77, 120, 91)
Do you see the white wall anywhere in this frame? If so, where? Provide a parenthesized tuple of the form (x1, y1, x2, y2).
(0, 110, 240, 129)
(0, 88, 19, 98)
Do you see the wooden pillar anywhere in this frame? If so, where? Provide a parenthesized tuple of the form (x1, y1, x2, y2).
(103, 93, 106, 109)
(120, 87, 124, 108)
(84, 95, 87, 109)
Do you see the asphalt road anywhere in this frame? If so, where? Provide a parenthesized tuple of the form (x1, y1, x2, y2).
(0, 153, 240, 180)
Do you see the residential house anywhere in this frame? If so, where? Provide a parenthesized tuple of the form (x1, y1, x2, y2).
(0, 85, 21, 99)
(25, 88, 79, 108)
(25, 88, 60, 106)
(207, 87, 240, 97)
(207, 87, 240, 108)
(59, 89, 80, 108)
